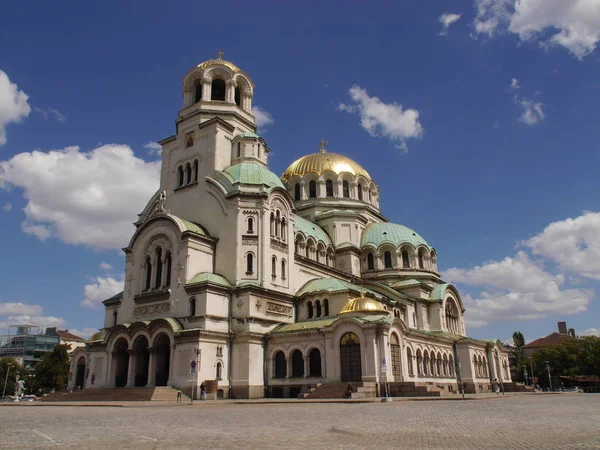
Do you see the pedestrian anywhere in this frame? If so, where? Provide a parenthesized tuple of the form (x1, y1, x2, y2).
(493, 378, 500, 394)
(176, 389, 182, 403)
(344, 385, 352, 399)
(90, 372, 96, 389)
(200, 382, 206, 401)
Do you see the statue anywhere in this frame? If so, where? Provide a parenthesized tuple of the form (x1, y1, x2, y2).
(158, 190, 167, 213)
(14, 376, 24, 398)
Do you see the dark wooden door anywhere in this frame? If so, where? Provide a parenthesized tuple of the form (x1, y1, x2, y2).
(391, 344, 402, 379)
(340, 344, 362, 382)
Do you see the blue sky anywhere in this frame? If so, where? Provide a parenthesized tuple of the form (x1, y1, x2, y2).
(1, 0, 599, 342)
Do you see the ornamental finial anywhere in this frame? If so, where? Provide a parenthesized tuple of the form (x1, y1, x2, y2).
(318, 138, 328, 153)
(216, 50, 224, 60)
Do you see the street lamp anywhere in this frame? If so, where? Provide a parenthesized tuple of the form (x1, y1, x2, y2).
(2, 364, 14, 400)
(545, 361, 553, 392)
(528, 357, 536, 394)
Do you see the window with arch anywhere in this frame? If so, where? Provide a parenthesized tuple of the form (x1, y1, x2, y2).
(144, 256, 152, 290)
(418, 251, 424, 269)
(326, 179, 334, 197)
(309, 180, 317, 198)
(483, 358, 488, 377)
(343, 180, 350, 198)
(154, 247, 163, 289)
(416, 350, 423, 375)
(186, 132, 194, 148)
(237, 142, 241, 158)
(247, 217, 254, 233)
(315, 300, 321, 317)
(270, 212, 275, 236)
(216, 361, 222, 380)
(445, 299, 459, 334)
(423, 351, 429, 376)
(291, 350, 304, 377)
(112, 310, 118, 327)
(281, 259, 286, 280)
(274, 351, 286, 378)
(407, 348, 414, 376)
(402, 250, 410, 268)
(357, 184, 363, 201)
(367, 253, 375, 270)
(307, 301, 313, 319)
(211, 78, 226, 101)
(294, 183, 301, 201)
(271, 256, 277, 278)
(194, 83, 202, 103)
(193, 160, 198, 182)
(246, 253, 254, 274)
(165, 252, 172, 287)
(309, 348, 322, 377)
(280, 217, 286, 241)
(178, 166, 184, 187)
(234, 86, 241, 106)
(189, 297, 196, 316)
(449, 356, 455, 377)
(185, 164, 192, 185)
(384, 251, 393, 269)
(275, 210, 280, 238)
(323, 299, 329, 316)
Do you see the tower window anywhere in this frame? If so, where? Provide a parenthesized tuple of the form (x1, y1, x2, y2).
(178, 166, 184, 187)
(189, 297, 196, 316)
(237, 142, 241, 158)
(367, 253, 374, 270)
(307, 301, 313, 319)
(326, 179, 334, 197)
(113, 310, 118, 327)
(315, 300, 322, 317)
(145, 256, 152, 290)
(194, 83, 202, 103)
(216, 361, 222, 379)
(281, 259, 286, 280)
(384, 251, 392, 269)
(246, 253, 254, 274)
(324, 299, 329, 316)
(235, 87, 241, 106)
(193, 160, 198, 182)
(343, 180, 350, 198)
(165, 252, 172, 286)
(357, 184, 363, 201)
(247, 217, 254, 233)
(272, 255, 277, 278)
(211, 79, 226, 101)
(402, 250, 410, 268)
(309, 180, 317, 198)
(186, 164, 192, 185)
(155, 248, 163, 289)
(418, 251, 424, 269)
(294, 183, 301, 201)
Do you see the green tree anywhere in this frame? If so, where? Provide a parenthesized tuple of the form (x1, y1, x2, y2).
(35, 344, 70, 392)
(0, 357, 28, 398)
(580, 336, 600, 378)
(512, 331, 526, 382)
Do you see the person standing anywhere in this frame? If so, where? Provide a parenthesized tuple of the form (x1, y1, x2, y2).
(90, 372, 96, 389)
(493, 378, 500, 394)
(200, 382, 206, 401)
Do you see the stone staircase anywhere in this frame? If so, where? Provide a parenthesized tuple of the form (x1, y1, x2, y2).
(41, 387, 186, 402)
(298, 382, 377, 399)
(387, 382, 448, 397)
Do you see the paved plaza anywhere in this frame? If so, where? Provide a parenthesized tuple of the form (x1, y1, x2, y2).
(1, 394, 599, 449)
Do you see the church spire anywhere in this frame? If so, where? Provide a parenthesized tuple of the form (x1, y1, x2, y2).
(318, 138, 328, 153)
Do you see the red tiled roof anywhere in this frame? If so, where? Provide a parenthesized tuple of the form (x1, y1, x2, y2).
(559, 375, 599, 383)
(56, 330, 85, 341)
(523, 332, 573, 349)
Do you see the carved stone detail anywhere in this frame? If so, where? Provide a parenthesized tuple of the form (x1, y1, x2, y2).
(242, 238, 258, 245)
(270, 239, 288, 252)
(133, 302, 170, 319)
(266, 302, 293, 317)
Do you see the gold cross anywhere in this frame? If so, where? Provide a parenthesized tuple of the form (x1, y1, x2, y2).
(318, 138, 328, 153)
(216, 50, 224, 60)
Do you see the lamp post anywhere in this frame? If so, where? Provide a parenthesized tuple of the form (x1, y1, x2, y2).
(528, 357, 536, 393)
(545, 361, 552, 392)
(2, 364, 14, 400)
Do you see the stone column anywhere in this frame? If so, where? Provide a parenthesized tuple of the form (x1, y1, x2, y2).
(201, 79, 211, 101)
(317, 180, 325, 198)
(226, 80, 236, 103)
(304, 356, 309, 378)
(167, 344, 175, 386)
(300, 180, 306, 200)
(286, 356, 292, 378)
(146, 348, 156, 387)
(125, 350, 135, 388)
(244, 93, 253, 111)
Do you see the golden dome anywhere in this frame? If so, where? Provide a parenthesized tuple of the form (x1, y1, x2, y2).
(281, 151, 372, 182)
(198, 51, 241, 73)
(340, 294, 386, 314)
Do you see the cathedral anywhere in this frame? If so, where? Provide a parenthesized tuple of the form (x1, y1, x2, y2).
(69, 54, 512, 399)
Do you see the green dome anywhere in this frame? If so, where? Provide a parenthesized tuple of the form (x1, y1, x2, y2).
(222, 162, 284, 190)
(361, 222, 429, 249)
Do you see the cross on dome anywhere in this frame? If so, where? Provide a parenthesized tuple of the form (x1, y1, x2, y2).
(318, 138, 328, 153)
(216, 50, 224, 60)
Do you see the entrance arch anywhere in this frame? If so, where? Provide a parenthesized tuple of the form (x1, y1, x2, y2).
(154, 333, 171, 386)
(340, 332, 362, 382)
(390, 333, 402, 380)
(132, 335, 150, 387)
(113, 338, 129, 388)
(75, 356, 86, 389)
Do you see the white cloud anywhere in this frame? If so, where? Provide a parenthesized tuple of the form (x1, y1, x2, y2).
(0, 70, 31, 146)
(2, 202, 11, 212)
(81, 275, 124, 308)
(339, 85, 424, 151)
(144, 141, 162, 156)
(580, 328, 600, 337)
(523, 211, 600, 280)
(510, 78, 520, 90)
(68, 327, 98, 339)
(442, 251, 594, 328)
(0, 302, 43, 316)
(252, 106, 274, 129)
(99, 262, 113, 271)
(0, 144, 160, 250)
(33, 107, 66, 122)
(473, 0, 600, 59)
(0, 315, 66, 331)
(439, 13, 462, 35)
(518, 99, 544, 125)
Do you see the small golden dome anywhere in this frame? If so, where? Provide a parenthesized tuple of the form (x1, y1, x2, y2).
(197, 51, 241, 73)
(340, 294, 386, 314)
(281, 151, 372, 182)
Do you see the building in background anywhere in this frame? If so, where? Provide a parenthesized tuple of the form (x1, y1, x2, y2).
(522, 322, 577, 359)
(0, 325, 60, 370)
(45, 328, 85, 351)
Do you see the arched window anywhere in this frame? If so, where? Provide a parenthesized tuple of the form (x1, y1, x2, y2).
(384, 251, 392, 268)
(246, 253, 254, 274)
(237, 142, 241, 158)
(315, 300, 321, 317)
(186, 164, 192, 185)
(418, 251, 424, 269)
(281, 259, 286, 280)
(271, 256, 277, 278)
(309, 348, 322, 377)
(216, 361, 222, 379)
(483, 357, 488, 377)
(144, 256, 152, 290)
(323, 299, 329, 316)
(275, 210, 280, 238)
(445, 300, 459, 334)
(416, 350, 423, 375)
(307, 301, 313, 319)
(357, 184, 363, 201)
(294, 183, 301, 200)
(280, 218, 286, 241)
(423, 351, 429, 376)
(155, 248, 163, 289)
(194, 83, 202, 103)
(291, 350, 304, 377)
(193, 160, 198, 182)
(247, 217, 254, 233)
(407, 348, 414, 376)
(274, 351, 286, 378)
(343, 180, 350, 198)
(165, 252, 172, 287)
(367, 253, 375, 270)
(270, 212, 275, 236)
(178, 166, 184, 187)
(326, 179, 334, 197)
(402, 250, 410, 268)
(449, 356, 455, 377)
(309, 180, 317, 198)
(189, 297, 196, 316)
(211, 78, 226, 101)
(473, 355, 479, 377)
(234, 87, 241, 106)
(112, 310, 118, 327)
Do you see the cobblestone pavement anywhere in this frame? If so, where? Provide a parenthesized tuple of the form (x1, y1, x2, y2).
(1, 394, 599, 449)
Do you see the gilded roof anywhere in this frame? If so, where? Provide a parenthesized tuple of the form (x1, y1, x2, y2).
(340, 295, 387, 314)
(281, 151, 371, 182)
(361, 222, 429, 249)
(198, 58, 241, 73)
